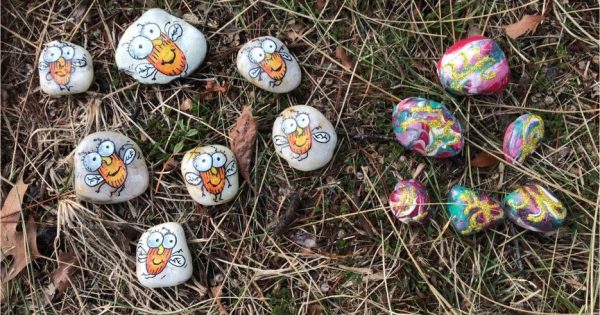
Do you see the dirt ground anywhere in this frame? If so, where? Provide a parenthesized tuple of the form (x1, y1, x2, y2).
(1, 0, 599, 314)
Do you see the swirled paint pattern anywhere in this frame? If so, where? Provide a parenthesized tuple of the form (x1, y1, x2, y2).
(389, 179, 430, 224)
(392, 97, 464, 158)
(437, 36, 509, 95)
(447, 185, 505, 236)
(503, 114, 544, 164)
(504, 184, 566, 232)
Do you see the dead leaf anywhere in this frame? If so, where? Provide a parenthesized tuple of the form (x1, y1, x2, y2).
(0, 180, 40, 285)
(336, 45, 355, 70)
(182, 13, 201, 25)
(504, 14, 544, 39)
(315, 0, 326, 11)
(210, 284, 228, 315)
(467, 23, 483, 37)
(181, 98, 193, 111)
(228, 106, 256, 190)
(205, 80, 228, 94)
(50, 251, 77, 294)
(471, 151, 500, 168)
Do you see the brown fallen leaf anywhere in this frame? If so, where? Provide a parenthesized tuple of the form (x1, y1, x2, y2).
(50, 251, 78, 294)
(471, 151, 501, 168)
(210, 284, 228, 315)
(181, 98, 193, 111)
(335, 45, 355, 70)
(228, 106, 256, 190)
(0, 180, 40, 285)
(504, 14, 544, 39)
(205, 80, 228, 94)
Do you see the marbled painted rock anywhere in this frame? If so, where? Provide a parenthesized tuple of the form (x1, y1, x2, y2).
(74, 131, 148, 204)
(136, 222, 193, 288)
(38, 41, 93, 96)
(437, 36, 509, 95)
(504, 184, 566, 232)
(272, 105, 337, 171)
(389, 179, 430, 224)
(182, 145, 239, 206)
(392, 97, 464, 158)
(115, 8, 207, 84)
(237, 36, 301, 93)
(447, 185, 505, 235)
(503, 114, 544, 164)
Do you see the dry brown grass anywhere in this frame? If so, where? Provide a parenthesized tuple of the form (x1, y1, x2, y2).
(1, 0, 599, 314)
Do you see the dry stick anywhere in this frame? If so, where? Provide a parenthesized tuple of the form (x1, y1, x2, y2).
(270, 189, 301, 236)
(510, 225, 524, 272)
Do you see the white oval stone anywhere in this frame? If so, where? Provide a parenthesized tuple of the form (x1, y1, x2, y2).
(38, 41, 93, 96)
(115, 8, 207, 84)
(136, 222, 193, 288)
(181, 145, 239, 206)
(272, 105, 337, 171)
(236, 36, 301, 93)
(73, 131, 148, 204)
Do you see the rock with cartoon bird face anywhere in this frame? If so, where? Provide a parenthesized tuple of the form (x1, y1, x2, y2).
(115, 8, 207, 84)
(181, 145, 239, 206)
(237, 36, 301, 93)
(272, 105, 337, 171)
(38, 40, 93, 96)
(136, 222, 193, 288)
(73, 131, 149, 204)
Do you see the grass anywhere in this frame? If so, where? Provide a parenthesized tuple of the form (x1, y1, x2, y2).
(1, 0, 599, 314)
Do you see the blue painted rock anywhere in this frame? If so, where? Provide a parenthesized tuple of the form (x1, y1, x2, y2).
(389, 179, 430, 224)
(447, 185, 505, 235)
(503, 114, 544, 164)
(437, 36, 509, 95)
(504, 184, 566, 232)
(392, 97, 464, 158)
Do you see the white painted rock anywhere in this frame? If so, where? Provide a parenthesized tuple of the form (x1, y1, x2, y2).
(115, 8, 207, 84)
(272, 105, 337, 171)
(136, 222, 192, 288)
(181, 145, 239, 206)
(38, 41, 93, 96)
(236, 36, 301, 93)
(73, 131, 148, 204)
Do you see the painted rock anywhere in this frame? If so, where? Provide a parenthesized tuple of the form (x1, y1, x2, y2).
(504, 184, 566, 232)
(447, 185, 505, 235)
(389, 179, 430, 224)
(74, 131, 148, 204)
(236, 36, 301, 93)
(437, 36, 509, 95)
(115, 8, 207, 84)
(181, 145, 239, 206)
(136, 222, 193, 288)
(503, 114, 544, 164)
(38, 41, 93, 96)
(272, 105, 337, 171)
(392, 97, 464, 158)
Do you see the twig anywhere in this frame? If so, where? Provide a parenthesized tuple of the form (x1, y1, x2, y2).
(270, 190, 301, 236)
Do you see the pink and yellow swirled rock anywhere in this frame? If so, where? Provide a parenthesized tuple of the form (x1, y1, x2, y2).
(503, 114, 544, 164)
(437, 36, 509, 95)
(389, 179, 430, 224)
(504, 184, 566, 232)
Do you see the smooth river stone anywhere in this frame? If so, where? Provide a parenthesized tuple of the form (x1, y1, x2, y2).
(504, 184, 566, 232)
(447, 185, 505, 236)
(392, 97, 464, 158)
(38, 40, 93, 96)
(272, 105, 337, 171)
(115, 8, 207, 84)
(73, 131, 148, 204)
(237, 36, 301, 93)
(181, 145, 239, 206)
(437, 36, 509, 95)
(136, 222, 193, 288)
(389, 179, 430, 224)
(503, 114, 544, 164)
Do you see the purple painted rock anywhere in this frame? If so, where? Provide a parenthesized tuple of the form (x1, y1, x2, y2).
(389, 179, 430, 224)
(437, 36, 509, 95)
(447, 185, 505, 236)
(503, 114, 544, 164)
(504, 184, 566, 232)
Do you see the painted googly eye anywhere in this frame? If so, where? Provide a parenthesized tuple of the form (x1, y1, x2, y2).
(282, 118, 298, 134)
(147, 231, 163, 248)
(141, 23, 161, 40)
(261, 39, 277, 53)
(127, 36, 153, 60)
(43, 46, 62, 63)
(83, 152, 102, 172)
(61, 46, 75, 60)
(193, 153, 212, 172)
(97, 141, 115, 156)
(212, 152, 226, 168)
(248, 47, 265, 63)
(162, 233, 177, 249)
(295, 113, 310, 128)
